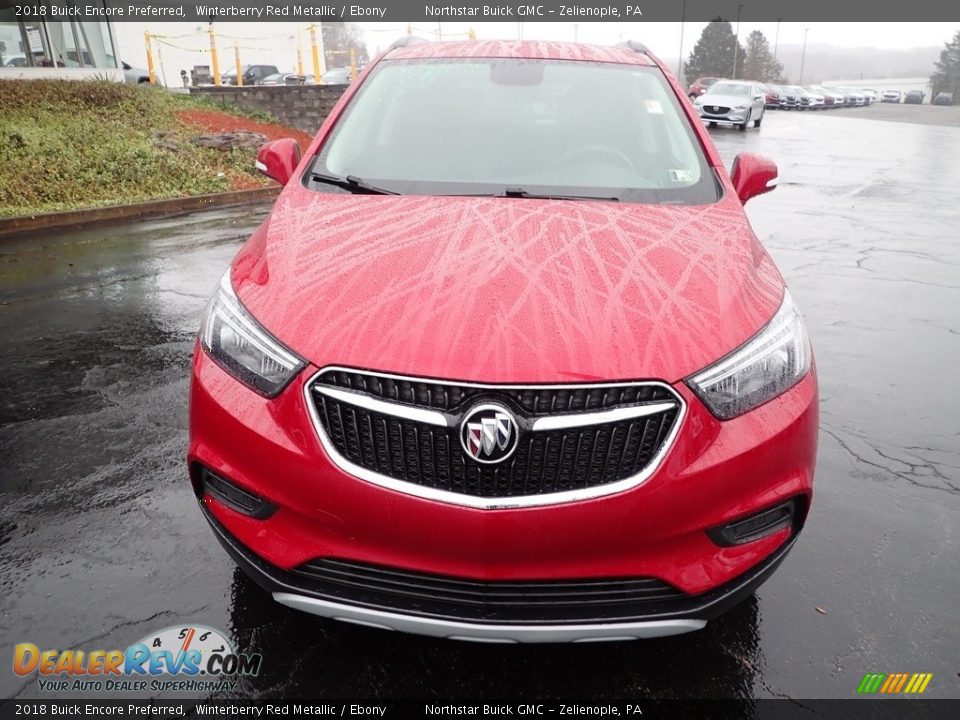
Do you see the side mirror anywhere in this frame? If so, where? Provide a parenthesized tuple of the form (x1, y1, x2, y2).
(255, 139, 302, 185)
(730, 153, 778, 204)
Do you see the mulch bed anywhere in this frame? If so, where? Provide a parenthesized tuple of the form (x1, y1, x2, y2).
(177, 109, 314, 149)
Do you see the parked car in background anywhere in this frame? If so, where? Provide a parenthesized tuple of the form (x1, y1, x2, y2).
(836, 87, 866, 107)
(777, 85, 800, 109)
(694, 79, 766, 129)
(821, 87, 847, 107)
(904, 90, 924, 104)
(194, 39, 817, 642)
(801, 87, 826, 109)
(760, 83, 782, 108)
(881, 89, 902, 103)
(121, 61, 150, 84)
(860, 88, 879, 104)
(783, 85, 815, 110)
(322, 67, 354, 84)
(257, 73, 314, 86)
(222, 64, 279, 86)
(688, 76, 721, 100)
(807, 86, 839, 108)
(933, 92, 954, 106)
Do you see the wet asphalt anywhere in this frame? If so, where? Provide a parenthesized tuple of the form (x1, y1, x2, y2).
(1, 110, 958, 700)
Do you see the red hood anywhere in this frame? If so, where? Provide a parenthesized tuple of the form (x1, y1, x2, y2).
(232, 185, 783, 384)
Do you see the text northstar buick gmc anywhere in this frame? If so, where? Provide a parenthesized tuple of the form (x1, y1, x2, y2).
(189, 39, 818, 642)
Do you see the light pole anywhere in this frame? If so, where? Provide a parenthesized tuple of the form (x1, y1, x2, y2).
(799, 27, 810, 84)
(677, 0, 686, 80)
(731, 3, 743, 79)
(773, 17, 782, 60)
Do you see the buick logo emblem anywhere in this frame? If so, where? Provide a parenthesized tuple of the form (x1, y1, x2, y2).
(460, 404, 519, 464)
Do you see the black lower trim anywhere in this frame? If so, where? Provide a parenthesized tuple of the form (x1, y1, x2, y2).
(199, 502, 800, 627)
(707, 497, 804, 547)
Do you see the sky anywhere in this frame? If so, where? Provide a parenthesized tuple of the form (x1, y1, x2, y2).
(111, 21, 960, 85)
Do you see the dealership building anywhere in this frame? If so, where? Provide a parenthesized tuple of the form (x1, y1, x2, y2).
(0, 1, 122, 80)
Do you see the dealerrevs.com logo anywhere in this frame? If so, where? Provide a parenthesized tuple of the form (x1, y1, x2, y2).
(13, 625, 261, 693)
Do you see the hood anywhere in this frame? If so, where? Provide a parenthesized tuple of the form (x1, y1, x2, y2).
(232, 186, 783, 384)
(700, 93, 754, 107)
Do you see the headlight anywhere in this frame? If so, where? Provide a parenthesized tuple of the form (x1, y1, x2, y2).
(735, 104, 748, 110)
(200, 270, 306, 397)
(687, 290, 811, 420)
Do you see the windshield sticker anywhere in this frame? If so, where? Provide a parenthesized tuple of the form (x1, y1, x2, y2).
(644, 99, 664, 114)
(669, 169, 696, 183)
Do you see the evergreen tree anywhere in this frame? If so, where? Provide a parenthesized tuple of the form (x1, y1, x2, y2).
(930, 30, 960, 97)
(684, 19, 745, 85)
(741, 30, 785, 83)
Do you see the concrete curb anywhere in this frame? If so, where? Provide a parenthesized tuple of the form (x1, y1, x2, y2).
(0, 186, 281, 239)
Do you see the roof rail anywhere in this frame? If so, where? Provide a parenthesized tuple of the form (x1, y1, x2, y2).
(389, 36, 429, 50)
(617, 40, 651, 55)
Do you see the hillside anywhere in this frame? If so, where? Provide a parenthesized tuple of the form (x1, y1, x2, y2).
(0, 81, 313, 218)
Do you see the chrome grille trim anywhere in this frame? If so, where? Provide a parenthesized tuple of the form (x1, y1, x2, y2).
(314, 385, 448, 426)
(530, 401, 679, 431)
(303, 365, 686, 510)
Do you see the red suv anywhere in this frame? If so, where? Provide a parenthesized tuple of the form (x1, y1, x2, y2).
(688, 76, 722, 100)
(190, 40, 817, 643)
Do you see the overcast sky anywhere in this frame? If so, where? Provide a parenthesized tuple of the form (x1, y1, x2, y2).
(113, 21, 959, 84)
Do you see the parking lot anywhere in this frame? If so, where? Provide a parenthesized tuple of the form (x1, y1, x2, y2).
(1, 108, 958, 700)
(805, 100, 960, 126)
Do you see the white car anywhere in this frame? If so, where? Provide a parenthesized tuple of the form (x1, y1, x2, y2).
(803, 88, 826, 109)
(694, 80, 766, 130)
(122, 61, 151, 84)
(881, 89, 902, 103)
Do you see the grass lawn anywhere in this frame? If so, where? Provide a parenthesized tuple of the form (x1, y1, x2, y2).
(0, 80, 313, 218)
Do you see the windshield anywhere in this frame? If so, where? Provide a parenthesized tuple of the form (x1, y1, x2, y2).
(708, 82, 752, 97)
(311, 58, 717, 204)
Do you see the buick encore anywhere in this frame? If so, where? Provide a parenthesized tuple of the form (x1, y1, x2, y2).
(189, 39, 818, 642)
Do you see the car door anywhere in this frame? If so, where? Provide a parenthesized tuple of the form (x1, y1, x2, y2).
(752, 85, 764, 115)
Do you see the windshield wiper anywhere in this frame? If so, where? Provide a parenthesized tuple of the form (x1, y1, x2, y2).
(310, 172, 398, 195)
(500, 188, 620, 202)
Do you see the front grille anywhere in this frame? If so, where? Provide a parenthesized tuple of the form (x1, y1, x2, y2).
(703, 105, 731, 114)
(291, 558, 687, 623)
(308, 368, 682, 503)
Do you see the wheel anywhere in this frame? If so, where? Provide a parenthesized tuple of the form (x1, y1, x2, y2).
(739, 110, 751, 131)
(753, 110, 763, 128)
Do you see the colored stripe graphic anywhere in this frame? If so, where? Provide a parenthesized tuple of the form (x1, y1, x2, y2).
(858, 672, 932, 694)
(858, 673, 885, 694)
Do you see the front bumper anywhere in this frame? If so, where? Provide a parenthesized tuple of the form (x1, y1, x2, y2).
(189, 347, 817, 639)
(697, 109, 751, 125)
(200, 500, 800, 642)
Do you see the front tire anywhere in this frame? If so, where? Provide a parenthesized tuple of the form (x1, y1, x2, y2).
(753, 111, 763, 128)
(739, 110, 751, 131)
